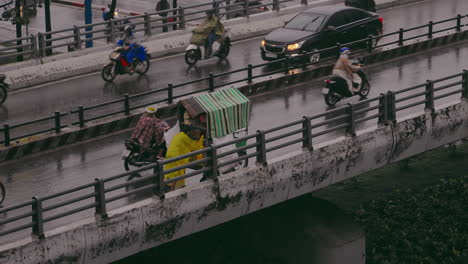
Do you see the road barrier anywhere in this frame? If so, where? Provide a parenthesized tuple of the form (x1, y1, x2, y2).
(0, 69, 467, 241)
(0, 15, 467, 147)
(0, 0, 299, 62)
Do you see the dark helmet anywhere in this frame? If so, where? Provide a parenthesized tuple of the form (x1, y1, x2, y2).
(205, 9, 215, 17)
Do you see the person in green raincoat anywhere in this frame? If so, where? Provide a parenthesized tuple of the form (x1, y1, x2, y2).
(190, 9, 225, 57)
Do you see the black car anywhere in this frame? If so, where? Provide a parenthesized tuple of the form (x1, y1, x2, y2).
(260, 6, 383, 62)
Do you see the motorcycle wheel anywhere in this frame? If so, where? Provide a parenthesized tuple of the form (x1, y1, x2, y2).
(218, 43, 230, 59)
(0, 85, 7, 105)
(358, 82, 371, 98)
(325, 92, 340, 106)
(124, 152, 142, 180)
(185, 50, 199, 66)
(0, 182, 5, 204)
(101, 65, 117, 82)
(135, 58, 150, 75)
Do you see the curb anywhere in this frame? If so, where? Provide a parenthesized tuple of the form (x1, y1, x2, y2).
(1, 29, 466, 163)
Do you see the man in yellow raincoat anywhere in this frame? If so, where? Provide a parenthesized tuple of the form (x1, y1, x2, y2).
(164, 123, 205, 191)
(190, 9, 225, 57)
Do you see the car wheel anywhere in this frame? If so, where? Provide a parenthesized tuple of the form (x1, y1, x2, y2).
(309, 49, 320, 63)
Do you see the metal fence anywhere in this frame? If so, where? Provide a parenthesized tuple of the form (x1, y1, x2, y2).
(0, 0, 297, 60)
(0, 69, 467, 240)
(1, 14, 467, 146)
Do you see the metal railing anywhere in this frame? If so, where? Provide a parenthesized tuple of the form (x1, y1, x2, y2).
(1, 15, 466, 146)
(0, 0, 298, 61)
(0, 69, 467, 240)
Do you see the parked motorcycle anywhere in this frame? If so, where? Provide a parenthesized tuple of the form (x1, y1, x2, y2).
(0, 74, 8, 105)
(101, 44, 151, 82)
(322, 61, 370, 106)
(184, 35, 231, 66)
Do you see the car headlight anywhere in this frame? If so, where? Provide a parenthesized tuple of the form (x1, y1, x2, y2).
(261, 40, 266, 47)
(287, 41, 304, 51)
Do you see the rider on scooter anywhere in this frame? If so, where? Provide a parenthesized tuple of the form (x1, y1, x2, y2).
(117, 25, 138, 73)
(190, 9, 225, 58)
(332, 47, 362, 96)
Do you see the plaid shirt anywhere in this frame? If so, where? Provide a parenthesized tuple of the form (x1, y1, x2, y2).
(131, 115, 169, 148)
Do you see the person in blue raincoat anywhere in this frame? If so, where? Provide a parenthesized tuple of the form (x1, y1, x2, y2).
(117, 25, 139, 73)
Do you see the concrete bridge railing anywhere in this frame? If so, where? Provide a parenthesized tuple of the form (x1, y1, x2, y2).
(0, 70, 468, 263)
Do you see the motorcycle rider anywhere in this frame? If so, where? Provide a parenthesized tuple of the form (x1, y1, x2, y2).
(332, 47, 362, 96)
(117, 25, 138, 73)
(130, 106, 170, 159)
(190, 9, 225, 58)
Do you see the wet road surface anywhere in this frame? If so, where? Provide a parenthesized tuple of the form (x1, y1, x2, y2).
(1, 0, 465, 128)
(0, 37, 466, 245)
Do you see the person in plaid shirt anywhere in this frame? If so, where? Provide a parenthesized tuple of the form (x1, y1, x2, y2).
(131, 106, 170, 158)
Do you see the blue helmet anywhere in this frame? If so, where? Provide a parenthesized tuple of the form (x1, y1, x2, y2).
(340, 47, 351, 55)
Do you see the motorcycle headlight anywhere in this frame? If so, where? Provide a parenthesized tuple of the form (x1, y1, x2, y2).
(287, 41, 304, 51)
(109, 51, 120, 60)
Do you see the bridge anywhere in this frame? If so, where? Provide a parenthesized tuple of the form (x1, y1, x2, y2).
(0, 0, 467, 262)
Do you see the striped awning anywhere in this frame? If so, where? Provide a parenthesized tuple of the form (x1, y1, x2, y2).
(193, 88, 251, 138)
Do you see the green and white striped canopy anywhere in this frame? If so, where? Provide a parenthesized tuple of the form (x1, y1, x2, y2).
(193, 88, 251, 138)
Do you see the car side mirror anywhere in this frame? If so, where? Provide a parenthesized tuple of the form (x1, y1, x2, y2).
(326, 26, 336, 31)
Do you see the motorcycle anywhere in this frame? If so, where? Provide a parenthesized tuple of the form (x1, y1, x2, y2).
(0, 74, 8, 105)
(322, 61, 370, 106)
(184, 34, 231, 66)
(101, 43, 151, 82)
(122, 138, 167, 180)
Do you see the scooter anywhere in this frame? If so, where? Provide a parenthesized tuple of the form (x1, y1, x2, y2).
(101, 43, 151, 82)
(184, 35, 231, 66)
(322, 61, 370, 106)
(0, 74, 8, 105)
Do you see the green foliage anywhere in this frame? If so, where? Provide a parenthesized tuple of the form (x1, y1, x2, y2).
(353, 176, 468, 264)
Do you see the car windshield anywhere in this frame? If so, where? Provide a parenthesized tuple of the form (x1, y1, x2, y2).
(284, 13, 326, 32)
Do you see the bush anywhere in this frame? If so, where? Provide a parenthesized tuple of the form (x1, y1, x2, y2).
(353, 176, 468, 264)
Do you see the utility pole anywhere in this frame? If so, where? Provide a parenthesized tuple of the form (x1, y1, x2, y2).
(15, 0, 23, 61)
(44, 0, 52, 55)
(85, 0, 93, 48)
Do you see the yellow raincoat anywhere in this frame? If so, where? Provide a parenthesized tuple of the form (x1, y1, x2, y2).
(164, 132, 204, 190)
(190, 16, 225, 46)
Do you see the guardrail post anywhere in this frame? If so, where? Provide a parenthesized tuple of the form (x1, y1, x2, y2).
(247, 64, 253, 84)
(73, 26, 82, 50)
(78, 106, 85, 128)
(124, 94, 130, 115)
(456, 14, 462, 32)
(428, 21, 433, 39)
(206, 145, 218, 179)
(172, 6, 178, 31)
(3, 124, 11, 146)
(153, 161, 165, 199)
(178, 7, 186, 30)
(336, 42, 341, 56)
(387, 91, 397, 123)
(94, 179, 108, 219)
(302, 116, 313, 150)
(367, 34, 373, 53)
(213, 1, 220, 17)
(108, 19, 115, 43)
(144, 13, 152, 37)
(462, 70, 468, 99)
(425, 80, 435, 111)
(255, 130, 267, 166)
(32, 196, 44, 239)
(398, 28, 404, 46)
(54, 111, 61, 134)
(346, 103, 356, 136)
(31, 35, 39, 59)
(209, 73, 215, 92)
(273, 0, 280, 11)
(37, 33, 45, 57)
(244, 0, 250, 18)
(378, 93, 388, 125)
(168, 84, 174, 104)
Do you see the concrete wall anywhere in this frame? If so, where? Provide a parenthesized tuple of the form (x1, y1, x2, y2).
(0, 0, 424, 90)
(1, 97, 466, 264)
(1, 29, 466, 163)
